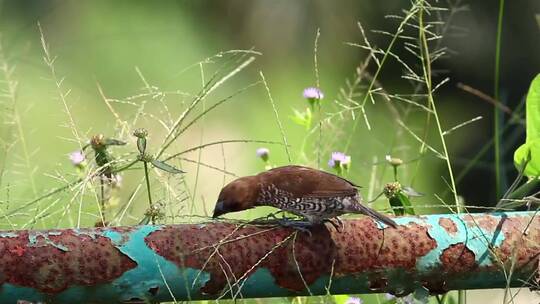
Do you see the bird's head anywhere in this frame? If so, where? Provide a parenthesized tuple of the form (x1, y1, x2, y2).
(213, 176, 259, 218)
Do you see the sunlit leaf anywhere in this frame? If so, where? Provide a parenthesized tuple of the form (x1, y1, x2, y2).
(289, 107, 312, 129)
(514, 74, 540, 176)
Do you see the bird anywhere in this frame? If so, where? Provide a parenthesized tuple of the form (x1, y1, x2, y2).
(212, 165, 397, 228)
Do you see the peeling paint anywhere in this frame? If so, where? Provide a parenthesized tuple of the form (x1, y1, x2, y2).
(0, 211, 538, 303)
(0, 229, 137, 294)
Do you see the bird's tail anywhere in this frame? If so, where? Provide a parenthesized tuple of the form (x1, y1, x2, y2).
(350, 203, 398, 228)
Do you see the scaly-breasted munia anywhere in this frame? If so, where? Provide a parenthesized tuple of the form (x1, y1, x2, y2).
(212, 165, 397, 228)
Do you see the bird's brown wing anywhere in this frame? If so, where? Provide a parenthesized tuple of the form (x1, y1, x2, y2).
(259, 165, 358, 198)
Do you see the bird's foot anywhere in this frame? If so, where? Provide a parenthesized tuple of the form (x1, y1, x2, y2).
(274, 219, 314, 237)
(323, 217, 344, 232)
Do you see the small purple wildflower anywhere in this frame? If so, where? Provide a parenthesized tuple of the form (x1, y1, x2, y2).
(256, 147, 270, 162)
(384, 293, 396, 300)
(328, 151, 351, 168)
(303, 87, 324, 100)
(303, 87, 324, 107)
(344, 296, 363, 304)
(69, 151, 85, 166)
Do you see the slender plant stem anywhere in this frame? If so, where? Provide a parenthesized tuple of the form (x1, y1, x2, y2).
(418, 1, 459, 209)
(99, 177, 106, 223)
(314, 29, 322, 169)
(143, 162, 154, 218)
(494, 0, 505, 199)
(459, 290, 466, 304)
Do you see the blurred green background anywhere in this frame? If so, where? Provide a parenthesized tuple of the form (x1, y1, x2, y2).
(0, 1, 539, 302)
(0, 0, 538, 216)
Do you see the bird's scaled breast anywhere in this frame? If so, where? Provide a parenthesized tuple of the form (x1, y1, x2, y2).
(257, 183, 357, 219)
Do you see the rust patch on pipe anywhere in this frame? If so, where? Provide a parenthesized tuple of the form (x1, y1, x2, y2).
(145, 218, 437, 294)
(438, 218, 457, 235)
(493, 216, 540, 269)
(146, 223, 335, 293)
(440, 243, 476, 273)
(0, 229, 136, 293)
(463, 214, 500, 230)
(331, 221, 436, 274)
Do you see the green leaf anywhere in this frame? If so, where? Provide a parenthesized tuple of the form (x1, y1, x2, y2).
(389, 196, 404, 216)
(513, 139, 540, 176)
(289, 107, 312, 129)
(525, 74, 540, 143)
(332, 295, 350, 304)
(402, 186, 424, 197)
(397, 192, 415, 215)
(104, 138, 127, 146)
(514, 74, 540, 176)
(151, 159, 185, 174)
(389, 192, 415, 216)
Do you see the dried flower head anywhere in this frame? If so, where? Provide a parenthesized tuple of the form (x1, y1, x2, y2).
(385, 155, 403, 166)
(90, 134, 105, 150)
(133, 128, 148, 139)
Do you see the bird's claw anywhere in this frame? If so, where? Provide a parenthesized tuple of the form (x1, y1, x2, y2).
(274, 219, 313, 237)
(324, 217, 344, 232)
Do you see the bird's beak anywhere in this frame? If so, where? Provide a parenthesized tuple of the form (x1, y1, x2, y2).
(212, 201, 226, 218)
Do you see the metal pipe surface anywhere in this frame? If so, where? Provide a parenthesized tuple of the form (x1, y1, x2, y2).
(1, 212, 538, 303)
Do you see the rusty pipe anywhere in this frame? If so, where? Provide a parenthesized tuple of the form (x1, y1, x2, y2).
(0, 211, 538, 303)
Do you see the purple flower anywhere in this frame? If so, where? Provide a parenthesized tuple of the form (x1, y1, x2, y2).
(384, 293, 396, 300)
(303, 87, 324, 100)
(345, 297, 363, 304)
(256, 147, 270, 162)
(69, 151, 85, 166)
(328, 151, 351, 168)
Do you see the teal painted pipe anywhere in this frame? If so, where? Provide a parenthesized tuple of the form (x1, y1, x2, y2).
(0, 211, 538, 303)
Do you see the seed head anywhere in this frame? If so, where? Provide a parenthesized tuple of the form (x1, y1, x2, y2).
(384, 181, 402, 198)
(385, 155, 403, 166)
(90, 134, 106, 150)
(133, 128, 148, 139)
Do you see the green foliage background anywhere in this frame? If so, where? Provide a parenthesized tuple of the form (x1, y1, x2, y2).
(0, 1, 539, 303)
